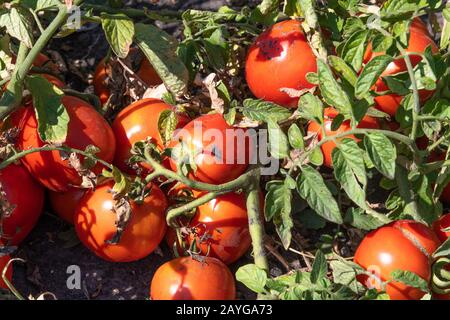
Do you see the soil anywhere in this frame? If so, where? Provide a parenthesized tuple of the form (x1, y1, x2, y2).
(8, 0, 264, 301)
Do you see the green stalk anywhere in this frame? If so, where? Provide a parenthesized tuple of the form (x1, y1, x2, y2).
(0, 146, 113, 170)
(166, 191, 225, 227)
(245, 172, 269, 273)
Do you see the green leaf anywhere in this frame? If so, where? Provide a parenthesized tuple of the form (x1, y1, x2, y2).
(202, 27, 229, 70)
(236, 264, 267, 293)
(364, 133, 396, 179)
(317, 59, 353, 119)
(283, 0, 303, 17)
(332, 139, 368, 209)
(381, 0, 426, 21)
(288, 123, 304, 150)
(310, 250, 327, 284)
(441, 8, 450, 49)
(330, 258, 365, 294)
(341, 29, 369, 72)
(242, 99, 291, 123)
(25, 74, 68, 143)
(298, 93, 323, 124)
(101, 13, 134, 59)
(268, 120, 290, 159)
(355, 55, 393, 99)
(265, 180, 293, 249)
(308, 147, 324, 166)
(390, 270, 429, 293)
(135, 23, 189, 96)
(158, 109, 178, 146)
(328, 55, 358, 87)
(0, 6, 33, 48)
(258, 0, 280, 15)
(298, 209, 327, 230)
(297, 165, 343, 224)
(344, 207, 385, 231)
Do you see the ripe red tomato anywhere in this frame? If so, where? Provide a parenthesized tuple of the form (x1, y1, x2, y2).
(167, 190, 254, 264)
(150, 256, 236, 300)
(49, 188, 86, 224)
(245, 19, 317, 108)
(365, 22, 439, 117)
(0, 252, 12, 290)
(12, 96, 116, 192)
(94, 53, 162, 105)
(168, 113, 250, 184)
(111, 98, 189, 173)
(354, 220, 441, 300)
(433, 214, 450, 243)
(306, 108, 379, 167)
(0, 165, 44, 245)
(74, 182, 167, 262)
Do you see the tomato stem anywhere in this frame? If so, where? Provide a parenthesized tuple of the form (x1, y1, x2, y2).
(166, 191, 225, 228)
(0, 145, 113, 170)
(245, 171, 269, 273)
(396, 42, 421, 142)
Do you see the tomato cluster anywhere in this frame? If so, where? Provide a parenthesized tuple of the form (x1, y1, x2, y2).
(1, 11, 446, 301)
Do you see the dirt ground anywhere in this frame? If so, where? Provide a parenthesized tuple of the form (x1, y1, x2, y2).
(8, 0, 265, 301)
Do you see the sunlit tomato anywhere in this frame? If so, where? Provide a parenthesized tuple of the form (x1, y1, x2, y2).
(167, 191, 254, 264)
(93, 53, 162, 105)
(0, 252, 12, 290)
(433, 214, 450, 243)
(48, 188, 86, 224)
(12, 96, 116, 192)
(306, 108, 379, 167)
(245, 19, 317, 108)
(0, 165, 44, 245)
(168, 113, 250, 184)
(354, 220, 440, 300)
(74, 182, 167, 262)
(366, 23, 439, 117)
(111, 98, 189, 173)
(150, 256, 236, 300)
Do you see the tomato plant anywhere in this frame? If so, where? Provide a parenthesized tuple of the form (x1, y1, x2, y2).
(0, 0, 449, 302)
(150, 256, 235, 300)
(74, 181, 167, 262)
(0, 164, 44, 245)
